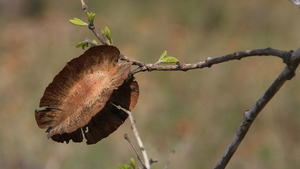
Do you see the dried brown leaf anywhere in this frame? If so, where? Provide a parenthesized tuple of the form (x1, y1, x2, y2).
(35, 45, 139, 144)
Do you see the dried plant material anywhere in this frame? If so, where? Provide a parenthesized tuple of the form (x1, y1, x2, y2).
(35, 45, 139, 144)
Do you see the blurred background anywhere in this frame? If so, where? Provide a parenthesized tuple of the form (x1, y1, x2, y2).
(1, 0, 300, 168)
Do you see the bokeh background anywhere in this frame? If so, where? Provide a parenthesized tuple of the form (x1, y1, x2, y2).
(1, 0, 300, 168)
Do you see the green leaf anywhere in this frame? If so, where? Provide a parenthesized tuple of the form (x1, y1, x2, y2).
(75, 42, 86, 48)
(87, 12, 96, 24)
(75, 39, 99, 50)
(130, 158, 136, 169)
(159, 56, 179, 63)
(118, 164, 131, 169)
(157, 50, 179, 64)
(158, 50, 168, 61)
(92, 39, 98, 44)
(69, 18, 88, 26)
(104, 27, 113, 45)
(76, 41, 91, 50)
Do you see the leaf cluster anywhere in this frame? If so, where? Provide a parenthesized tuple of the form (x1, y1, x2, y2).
(69, 12, 179, 63)
(75, 39, 97, 49)
(69, 12, 113, 46)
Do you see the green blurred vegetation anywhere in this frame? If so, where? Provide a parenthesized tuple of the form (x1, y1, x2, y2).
(1, 0, 300, 168)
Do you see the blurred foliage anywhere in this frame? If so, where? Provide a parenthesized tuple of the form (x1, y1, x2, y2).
(0, 0, 300, 169)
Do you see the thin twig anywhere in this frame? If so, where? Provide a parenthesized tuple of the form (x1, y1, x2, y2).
(214, 47, 300, 169)
(84, 38, 97, 47)
(126, 110, 150, 169)
(124, 134, 147, 169)
(80, 0, 107, 45)
(80, 0, 88, 14)
(125, 48, 292, 74)
(163, 150, 175, 169)
(111, 103, 151, 169)
(149, 158, 158, 165)
(88, 25, 107, 45)
(120, 54, 146, 67)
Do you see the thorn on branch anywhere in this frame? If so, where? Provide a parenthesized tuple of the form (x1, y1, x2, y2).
(243, 110, 252, 122)
(233, 52, 243, 60)
(149, 159, 158, 164)
(205, 57, 213, 67)
(241, 110, 253, 127)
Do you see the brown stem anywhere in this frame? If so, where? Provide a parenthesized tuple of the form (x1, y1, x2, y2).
(214, 47, 300, 169)
(124, 48, 292, 74)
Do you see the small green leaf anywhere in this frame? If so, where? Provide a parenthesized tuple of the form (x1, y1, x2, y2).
(158, 50, 168, 61)
(69, 18, 88, 26)
(75, 41, 86, 48)
(104, 27, 113, 45)
(130, 158, 136, 169)
(75, 41, 90, 50)
(87, 12, 96, 24)
(76, 42, 89, 49)
(159, 56, 179, 63)
(92, 39, 98, 44)
(157, 50, 179, 64)
(118, 164, 131, 169)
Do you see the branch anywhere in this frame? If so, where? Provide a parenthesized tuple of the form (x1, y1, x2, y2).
(111, 103, 151, 169)
(163, 150, 175, 169)
(124, 134, 147, 169)
(80, 0, 107, 45)
(126, 109, 150, 169)
(123, 48, 292, 75)
(214, 47, 300, 169)
(83, 38, 97, 46)
(80, 0, 88, 14)
(88, 25, 107, 45)
(79, 1, 292, 76)
(77, 1, 300, 168)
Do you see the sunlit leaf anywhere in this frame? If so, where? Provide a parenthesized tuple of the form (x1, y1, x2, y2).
(158, 50, 167, 61)
(76, 40, 98, 50)
(118, 164, 131, 169)
(157, 50, 179, 64)
(87, 12, 96, 24)
(69, 18, 88, 26)
(75, 41, 86, 49)
(92, 39, 98, 44)
(104, 27, 113, 45)
(130, 158, 136, 169)
(75, 41, 90, 49)
(159, 56, 179, 63)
